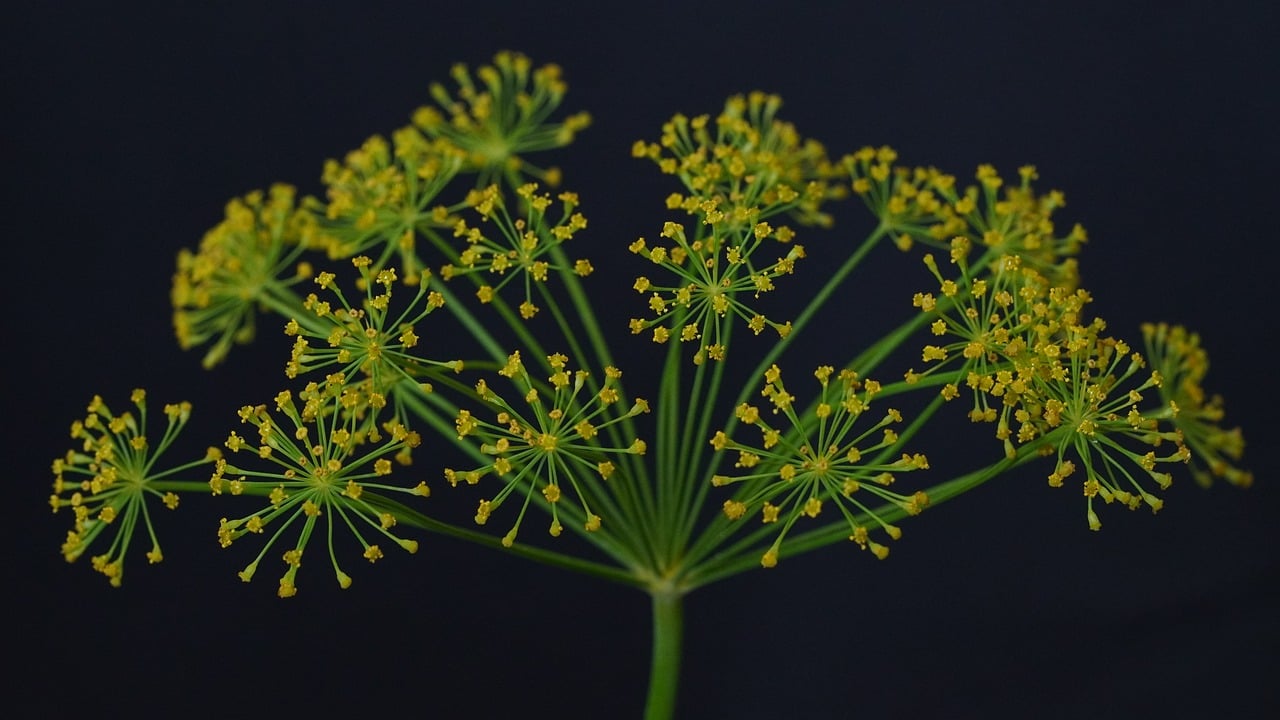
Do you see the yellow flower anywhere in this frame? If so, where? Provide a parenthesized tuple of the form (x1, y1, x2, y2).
(1142, 322, 1251, 488)
(285, 257, 460, 393)
(412, 51, 591, 188)
(439, 183, 591, 322)
(172, 184, 321, 368)
(628, 94, 841, 362)
(637, 92, 843, 227)
(847, 151, 1084, 287)
(446, 352, 648, 546)
(319, 129, 464, 285)
(216, 374, 425, 596)
(711, 365, 928, 567)
(1026, 326, 1187, 530)
(51, 391, 207, 586)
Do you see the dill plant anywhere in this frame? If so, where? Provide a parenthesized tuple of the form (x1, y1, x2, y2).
(48, 51, 1251, 719)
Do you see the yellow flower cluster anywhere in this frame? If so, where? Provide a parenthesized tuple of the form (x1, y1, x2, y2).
(710, 365, 930, 567)
(412, 50, 591, 188)
(50, 391, 206, 586)
(318, 128, 465, 285)
(1033, 329, 1189, 530)
(215, 373, 426, 597)
(445, 351, 650, 546)
(632, 92, 843, 226)
(626, 220, 802, 363)
(904, 240, 1058, 419)
(173, 52, 593, 376)
(625, 94, 845, 363)
(171, 184, 321, 368)
(848, 151, 1086, 287)
(905, 242, 1212, 530)
(440, 182, 592, 320)
(1142, 322, 1251, 488)
(284, 256, 461, 393)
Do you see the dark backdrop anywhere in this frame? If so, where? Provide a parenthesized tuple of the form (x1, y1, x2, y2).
(5, 2, 1276, 718)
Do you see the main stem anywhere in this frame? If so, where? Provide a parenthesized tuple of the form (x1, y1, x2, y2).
(644, 588, 684, 720)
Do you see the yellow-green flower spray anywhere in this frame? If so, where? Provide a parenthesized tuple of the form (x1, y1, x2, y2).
(48, 51, 1251, 720)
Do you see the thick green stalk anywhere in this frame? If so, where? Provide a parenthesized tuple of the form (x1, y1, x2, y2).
(644, 588, 685, 720)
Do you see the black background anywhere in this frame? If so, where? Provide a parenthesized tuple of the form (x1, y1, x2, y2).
(5, 2, 1277, 718)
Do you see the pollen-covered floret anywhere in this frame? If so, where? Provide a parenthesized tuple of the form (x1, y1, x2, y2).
(285, 257, 461, 394)
(846, 152, 1084, 286)
(626, 218, 799, 364)
(710, 364, 930, 567)
(318, 128, 465, 285)
(51, 391, 209, 586)
(412, 51, 591, 188)
(172, 184, 322, 368)
(445, 351, 649, 546)
(215, 374, 425, 596)
(1142, 322, 1251, 488)
(439, 182, 591, 320)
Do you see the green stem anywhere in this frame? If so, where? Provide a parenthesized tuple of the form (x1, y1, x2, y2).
(734, 222, 890, 407)
(535, 280, 656, 546)
(148, 480, 224, 494)
(393, 373, 647, 569)
(671, 321, 732, 557)
(681, 225, 892, 571)
(644, 588, 684, 720)
(546, 244, 657, 519)
(367, 494, 646, 588)
(682, 439, 1046, 588)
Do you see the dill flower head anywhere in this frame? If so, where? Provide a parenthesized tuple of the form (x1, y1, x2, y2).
(215, 374, 427, 597)
(411, 50, 591, 187)
(1028, 329, 1189, 530)
(904, 248, 1055, 444)
(902, 248, 1205, 532)
(440, 182, 592, 320)
(284, 256, 462, 391)
(627, 93, 842, 363)
(847, 152, 1085, 287)
(50, 390, 209, 586)
(172, 184, 321, 368)
(626, 218, 802, 364)
(711, 365, 930, 567)
(1142, 322, 1251, 488)
(632, 92, 844, 227)
(446, 351, 650, 547)
(318, 127, 465, 285)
